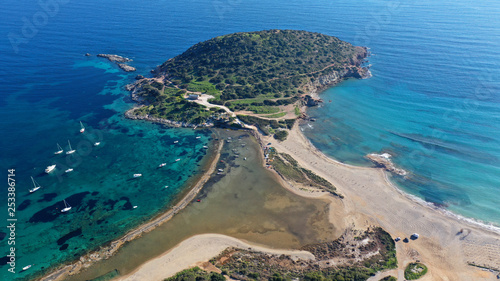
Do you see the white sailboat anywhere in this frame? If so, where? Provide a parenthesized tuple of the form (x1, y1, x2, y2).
(61, 200, 71, 212)
(80, 121, 85, 133)
(54, 143, 64, 154)
(66, 140, 76, 154)
(45, 165, 56, 173)
(30, 177, 41, 193)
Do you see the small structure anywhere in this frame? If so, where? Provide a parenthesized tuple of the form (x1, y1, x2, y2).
(410, 233, 419, 240)
(188, 94, 199, 100)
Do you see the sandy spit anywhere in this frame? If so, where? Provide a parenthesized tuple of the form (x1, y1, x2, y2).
(39, 140, 224, 281)
(117, 233, 315, 281)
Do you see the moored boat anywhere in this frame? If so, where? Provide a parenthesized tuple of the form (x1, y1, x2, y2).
(54, 143, 64, 154)
(65, 168, 73, 173)
(45, 165, 56, 173)
(80, 121, 85, 133)
(133, 174, 142, 178)
(158, 163, 166, 167)
(66, 140, 76, 154)
(30, 177, 41, 193)
(61, 200, 71, 212)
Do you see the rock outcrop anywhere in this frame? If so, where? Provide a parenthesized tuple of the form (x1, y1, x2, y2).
(96, 54, 136, 72)
(366, 153, 408, 176)
(302, 47, 371, 99)
(118, 64, 136, 72)
(97, 54, 131, 63)
(303, 95, 323, 107)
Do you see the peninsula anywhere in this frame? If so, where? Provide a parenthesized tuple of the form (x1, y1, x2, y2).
(125, 30, 370, 139)
(39, 30, 499, 281)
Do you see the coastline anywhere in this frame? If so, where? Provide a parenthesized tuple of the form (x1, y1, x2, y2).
(39, 138, 224, 281)
(110, 123, 500, 281)
(41, 123, 500, 281)
(263, 125, 500, 279)
(116, 233, 316, 281)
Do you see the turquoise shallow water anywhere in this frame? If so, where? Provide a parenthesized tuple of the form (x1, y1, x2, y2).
(0, 0, 499, 279)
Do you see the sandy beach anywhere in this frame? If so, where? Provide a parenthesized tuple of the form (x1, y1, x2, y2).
(265, 125, 500, 280)
(122, 125, 500, 281)
(117, 233, 315, 281)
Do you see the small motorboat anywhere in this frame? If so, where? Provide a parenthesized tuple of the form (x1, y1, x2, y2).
(173, 140, 179, 144)
(133, 174, 142, 178)
(65, 168, 73, 173)
(22, 265, 32, 271)
(94, 142, 100, 146)
(175, 158, 180, 162)
(45, 165, 56, 174)
(158, 163, 166, 168)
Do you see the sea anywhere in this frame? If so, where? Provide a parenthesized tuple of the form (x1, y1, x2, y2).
(0, 0, 499, 280)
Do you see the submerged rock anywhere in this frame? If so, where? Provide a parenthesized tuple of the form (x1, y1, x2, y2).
(118, 63, 136, 72)
(97, 54, 131, 63)
(366, 152, 408, 176)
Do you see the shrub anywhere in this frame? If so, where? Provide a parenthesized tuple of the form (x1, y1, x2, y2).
(274, 130, 289, 141)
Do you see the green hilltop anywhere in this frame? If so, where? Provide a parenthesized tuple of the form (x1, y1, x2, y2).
(126, 30, 369, 136)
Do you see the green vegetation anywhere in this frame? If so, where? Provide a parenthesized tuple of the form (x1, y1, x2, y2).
(404, 263, 428, 280)
(165, 267, 225, 281)
(128, 30, 366, 126)
(294, 105, 301, 116)
(268, 151, 342, 198)
(237, 115, 295, 136)
(381, 276, 397, 281)
(161, 30, 359, 102)
(273, 130, 289, 141)
(205, 227, 396, 281)
(265, 112, 287, 119)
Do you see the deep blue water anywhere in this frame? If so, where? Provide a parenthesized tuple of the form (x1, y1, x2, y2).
(1, 0, 499, 279)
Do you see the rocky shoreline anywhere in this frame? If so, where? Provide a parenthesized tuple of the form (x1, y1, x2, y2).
(95, 54, 136, 72)
(124, 108, 213, 128)
(302, 46, 371, 99)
